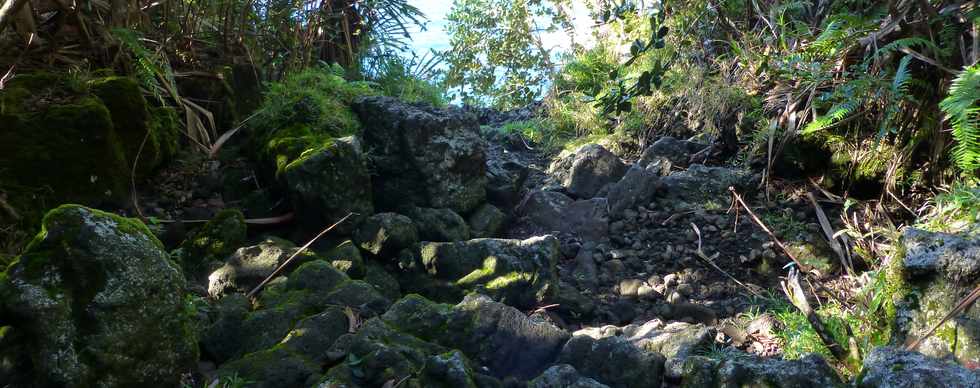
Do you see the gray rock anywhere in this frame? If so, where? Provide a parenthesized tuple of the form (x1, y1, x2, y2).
(419, 236, 560, 308)
(894, 227, 980, 365)
(629, 321, 716, 379)
(638, 137, 707, 168)
(517, 190, 609, 242)
(208, 237, 318, 298)
(573, 248, 599, 291)
(322, 239, 366, 278)
(216, 347, 321, 388)
(659, 164, 754, 207)
(382, 294, 571, 380)
(608, 165, 661, 217)
(280, 308, 350, 363)
(353, 212, 419, 256)
(283, 136, 373, 234)
(486, 153, 530, 208)
(0, 205, 196, 387)
(353, 96, 487, 214)
(530, 365, 611, 388)
(407, 206, 471, 242)
(468, 203, 507, 238)
(857, 346, 980, 388)
(554, 144, 628, 199)
(559, 335, 666, 388)
(700, 353, 844, 388)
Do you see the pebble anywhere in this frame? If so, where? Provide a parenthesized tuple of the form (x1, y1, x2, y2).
(663, 273, 679, 288)
(637, 284, 661, 300)
(603, 259, 626, 275)
(667, 291, 688, 304)
(618, 279, 643, 297)
(676, 283, 694, 297)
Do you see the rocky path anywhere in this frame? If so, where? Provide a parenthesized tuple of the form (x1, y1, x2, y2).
(3, 97, 979, 388)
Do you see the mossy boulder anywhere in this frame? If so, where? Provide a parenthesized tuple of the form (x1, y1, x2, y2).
(215, 346, 322, 388)
(407, 206, 471, 242)
(679, 352, 843, 388)
(89, 76, 179, 177)
(892, 227, 980, 366)
(323, 239, 366, 278)
(353, 96, 487, 214)
(558, 335, 665, 388)
(353, 212, 419, 256)
(207, 237, 320, 298)
(418, 236, 560, 309)
(467, 203, 506, 238)
(529, 364, 610, 388)
(282, 136, 374, 234)
(857, 347, 980, 388)
(177, 209, 247, 277)
(0, 205, 197, 386)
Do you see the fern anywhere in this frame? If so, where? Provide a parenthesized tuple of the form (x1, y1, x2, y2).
(804, 99, 859, 135)
(941, 64, 980, 173)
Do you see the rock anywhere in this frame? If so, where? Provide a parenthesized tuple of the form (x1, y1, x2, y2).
(353, 212, 419, 257)
(407, 206, 471, 242)
(573, 248, 599, 291)
(517, 190, 574, 232)
(216, 347, 321, 388)
(280, 308, 350, 363)
(517, 190, 609, 242)
(208, 237, 319, 298)
(680, 352, 844, 388)
(608, 165, 662, 217)
(894, 227, 980, 365)
(353, 96, 487, 214)
(0, 205, 196, 386)
(857, 347, 980, 388)
(468, 203, 506, 238)
(383, 294, 571, 380)
(202, 259, 390, 364)
(283, 135, 374, 234)
(177, 208, 247, 276)
(553, 144, 628, 199)
(559, 335, 666, 388)
(659, 165, 754, 208)
(629, 322, 716, 379)
(486, 152, 530, 208)
(638, 137, 707, 168)
(362, 263, 402, 301)
(319, 317, 499, 387)
(530, 365, 611, 388)
(419, 236, 560, 308)
(323, 240, 366, 278)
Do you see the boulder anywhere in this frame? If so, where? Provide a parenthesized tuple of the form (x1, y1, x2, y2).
(353, 96, 487, 214)
(893, 227, 980, 365)
(319, 317, 498, 387)
(486, 151, 530, 208)
(559, 335, 666, 388)
(637, 137, 707, 168)
(383, 294, 571, 380)
(529, 365, 611, 388)
(551, 144, 628, 199)
(857, 347, 980, 388)
(628, 321, 716, 379)
(607, 165, 662, 217)
(468, 203, 506, 238)
(0, 205, 197, 386)
(283, 136, 374, 234)
(419, 236, 560, 308)
(323, 239, 366, 278)
(177, 209, 248, 276)
(658, 165, 754, 208)
(680, 352, 844, 388)
(407, 206, 471, 242)
(517, 191, 610, 242)
(208, 237, 319, 298)
(216, 347, 321, 388)
(354, 212, 419, 257)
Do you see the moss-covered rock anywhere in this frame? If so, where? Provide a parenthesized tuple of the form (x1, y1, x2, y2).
(418, 236, 560, 309)
(467, 203, 506, 238)
(89, 76, 179, 177)
(177, 209, 247, 277)
(558, 335, 665, 388)
(678, 352, 844, 388)
(207, 237, 320, 298)
(353, 212, 419, 256)
(407, 206, 471, 242)
(363, 262, 402, 300)
(282, 136, 374, 234)
(0, 205, 197, 386)
(215, 346, 322, 388)
(892, 227, 980, 366)
(323, 239, 366, 278)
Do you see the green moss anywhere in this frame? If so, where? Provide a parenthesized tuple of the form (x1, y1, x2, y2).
(177, 209, 247, 276)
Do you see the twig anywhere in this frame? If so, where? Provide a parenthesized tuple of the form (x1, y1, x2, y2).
(131, 130, 151, 220)
(728, 187, 809, 272)
(781, 268, 849, 362)
(156, 212, 295, 225)
(691, 223, 760, 297)
(906, 284, 980, 352)
(807, 192, 855, 278)
(0, 192, 19, 220)
(246, 212, 354, 298)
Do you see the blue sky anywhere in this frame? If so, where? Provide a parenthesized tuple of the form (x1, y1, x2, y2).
(405, 0, 595, 57)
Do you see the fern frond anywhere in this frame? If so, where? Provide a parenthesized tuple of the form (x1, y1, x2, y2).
(940, 64, 980, 172)
(804, 99, 859, 135)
